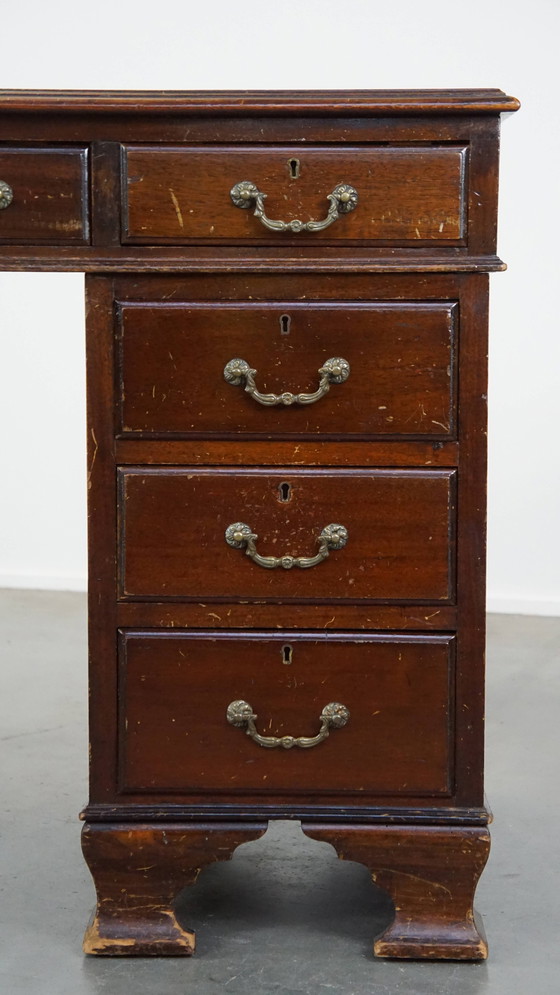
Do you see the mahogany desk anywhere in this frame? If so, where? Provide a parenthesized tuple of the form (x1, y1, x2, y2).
(0, 89, 519, 959)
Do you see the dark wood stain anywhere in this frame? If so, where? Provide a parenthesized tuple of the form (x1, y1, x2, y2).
(118, 467, 457, 603)
(117, 300, 457, 440)
(0, 147, 89, 243)
(118, 630, 455, 797)
(122, 144, 467, 244)
(0, 88, 519, 961)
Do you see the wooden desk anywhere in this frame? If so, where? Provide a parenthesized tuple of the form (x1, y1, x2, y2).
(0, 89, 519, 960)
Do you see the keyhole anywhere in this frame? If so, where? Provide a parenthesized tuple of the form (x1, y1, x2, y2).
(278, 481, 292, 503)
(282, 644, 293, 665)
(288, 158, 300, 179)
(280, 314, 291, 335)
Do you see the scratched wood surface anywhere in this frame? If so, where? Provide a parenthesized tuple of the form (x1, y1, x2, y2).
(85, 268, 489, 817)
(0, 88, 520, 113)
(303, 824, 491, 959)
(117, 300, 457, 440)
(123, 145, 467, 244)
(81, 822, 266, 956)
(118, 467, 456, 603)
(0, 89, 519, 959)
(0, 90, 515, 267)
(118, 630, 455, 797)
(0, 147, 89, 243)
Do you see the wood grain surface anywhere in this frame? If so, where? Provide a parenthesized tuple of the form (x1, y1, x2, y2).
(123, 145, 467, 244)
(118, 467, 456, 603)
(0, 147, 89, 243)
(0, 88, 518, 960)
(118, 630, 455, 797)
(117, 300, 457, 440)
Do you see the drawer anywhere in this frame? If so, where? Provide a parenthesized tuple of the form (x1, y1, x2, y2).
(0, 147, 89, 243)
(118, 467, 456, 603)
(122, 145, 467, 245)
(117, 301, 457, 440)
(118, 630, 455, 797)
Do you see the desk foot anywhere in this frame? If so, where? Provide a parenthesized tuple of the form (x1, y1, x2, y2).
(303, 823, 490, 961)
(81, 821, 266, 956)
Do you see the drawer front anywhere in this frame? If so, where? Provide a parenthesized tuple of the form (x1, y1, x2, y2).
(118, 467, 456, 603)
(122, 145, 467, 245)
(118, 301, 457, 440)
(0, 147, 89, 243)
(118, 631, 454, 797)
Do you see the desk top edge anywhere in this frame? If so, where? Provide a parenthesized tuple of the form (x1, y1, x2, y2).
(0, 88, 520, 115)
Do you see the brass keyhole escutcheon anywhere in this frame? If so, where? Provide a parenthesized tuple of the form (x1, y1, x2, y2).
(288, 158, 300, 179)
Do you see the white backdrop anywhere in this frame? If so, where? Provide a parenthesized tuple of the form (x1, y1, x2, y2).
(0, 0, 558, 614)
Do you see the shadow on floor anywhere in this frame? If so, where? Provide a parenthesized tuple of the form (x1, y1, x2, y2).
(174, 821, 394, 957)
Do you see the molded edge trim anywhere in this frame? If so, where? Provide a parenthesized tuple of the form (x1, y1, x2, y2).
(81, 804, 491, 826)
(0, 249, 508, 273)
(0, 88, 520, 115)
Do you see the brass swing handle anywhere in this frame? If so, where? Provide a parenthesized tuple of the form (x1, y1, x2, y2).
(230, 180, 358, 233)
(0, 181, 14, 209)
(225, 521, 348, 570)
(226, 699, 350, 749)
(223, 356, 350, 407)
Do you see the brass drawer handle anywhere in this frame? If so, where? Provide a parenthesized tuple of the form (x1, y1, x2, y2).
(225, 521, 348, 570)
(230, 180, 358, 233)
(0, 181, 14, 209)
(226, 699, 350, 749)
(224, 356, 350, 407)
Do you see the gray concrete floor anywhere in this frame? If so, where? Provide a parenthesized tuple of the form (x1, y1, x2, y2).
(1, 590, 559, 994)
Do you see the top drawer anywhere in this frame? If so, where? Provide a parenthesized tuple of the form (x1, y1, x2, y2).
(122, 145, 467, 245)
(0, 147, 89, 243)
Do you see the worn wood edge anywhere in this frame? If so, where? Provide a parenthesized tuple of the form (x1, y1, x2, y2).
(82, 910, 196, 957)
(0, 88, 520, 115)
(81, 820, 267, 956)
(302, 823, 491, 961)
(0, 249, 507, 273)
(373, 916, 488, 961)
(114, 440, 459, 461)
(80, 804, 491, 825)
(114, 603, 458, 632)
(372, 905, 488, 962)
(85, 276, 118, 802)
(451, 273, 488, 802)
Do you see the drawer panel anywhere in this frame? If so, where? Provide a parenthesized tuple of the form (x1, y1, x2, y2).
(118, 467, 456, 603)
(118, 630, 454, 796)
(0, 147, 89, 243)
(122, 145, 467, 245)
(118, 301, 457, 440)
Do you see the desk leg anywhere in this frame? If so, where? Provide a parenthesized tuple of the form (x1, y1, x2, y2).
(81, 821, 266, 956)
(302, 823, 490, 960)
